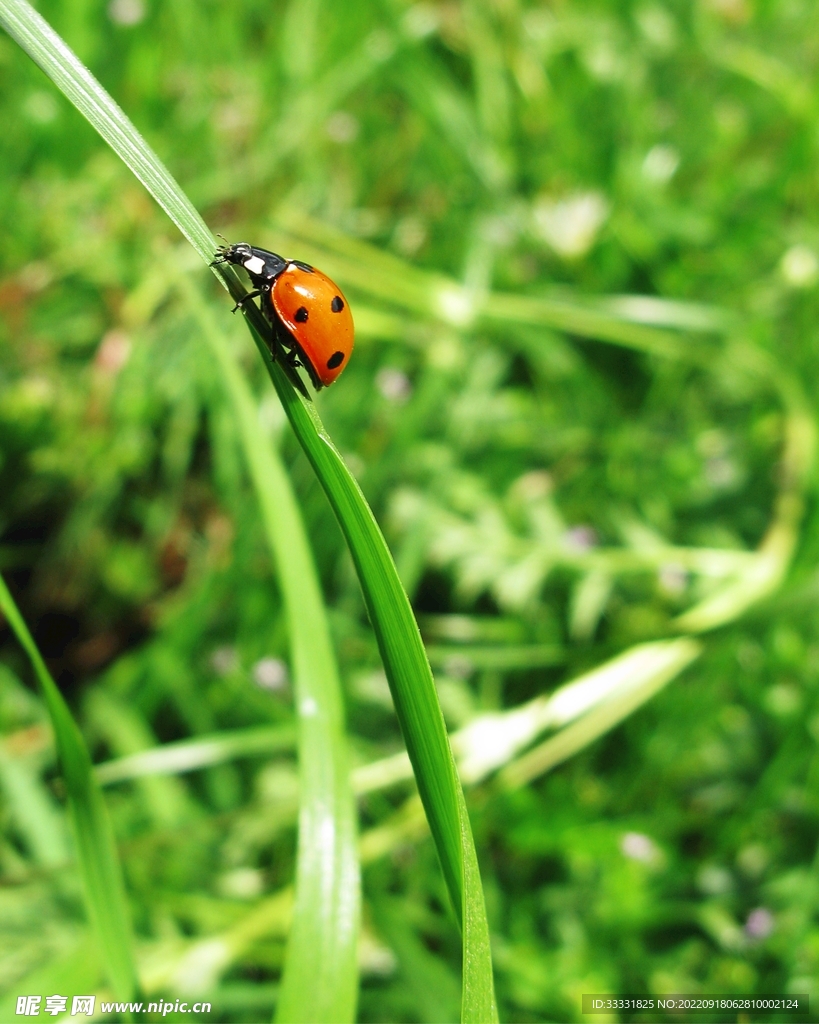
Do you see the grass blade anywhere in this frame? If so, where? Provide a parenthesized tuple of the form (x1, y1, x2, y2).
(177, 270, 360, 1023)
(673, 405, 815, 633)
(0, 575, 138, 1004)
(95, 724, 296, 785)
(237, 316, 498, 1023)
(0, 4, 498, 1016)
(0, 2, 359, 1014)
(0, 742, 69, 866)
(499, 639, 703, 789)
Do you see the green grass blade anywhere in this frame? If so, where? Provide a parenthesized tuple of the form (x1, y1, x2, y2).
(374, 898, 462, 1023)
(0, 743, 69, 866)
(426, 643, 564, 672)
(95, 724, 296, 785)
(243, 345, 497, 1022)
(0, 575, 138, 1004)
(499, 639, 703, 789)
(0, 0, 360, 1012)
(0, 4, 498, 1017)
(231, 307, 497, 1021)
(177, 271, 360, 1024)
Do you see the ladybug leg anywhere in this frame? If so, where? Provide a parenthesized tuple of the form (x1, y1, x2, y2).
(270, 324, 311, 400)
(231, 289, 262, 313)
(270, 324, 291, 365)
(269, 319, 301, 367)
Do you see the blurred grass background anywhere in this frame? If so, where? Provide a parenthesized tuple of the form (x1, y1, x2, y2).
(2, 0, 819, 1020)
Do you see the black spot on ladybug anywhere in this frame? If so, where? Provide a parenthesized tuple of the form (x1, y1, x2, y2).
(294, 306, 309, 323)
(331, 295, 344, 313)
(327, 351, 345, 369)
(292, 261, 314, 273)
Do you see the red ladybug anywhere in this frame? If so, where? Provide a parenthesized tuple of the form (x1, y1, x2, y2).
(212, 241, 354, 389)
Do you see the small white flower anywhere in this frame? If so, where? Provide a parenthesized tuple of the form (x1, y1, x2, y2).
(620, 831, 660, 864)
(252, 657, 288, 691)
(533, 192, 609, 259)
(376, 368, 412, 403)
(108, 0, 145, 25)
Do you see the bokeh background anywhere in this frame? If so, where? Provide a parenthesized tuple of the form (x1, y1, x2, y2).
(2, 0, 819, 1020)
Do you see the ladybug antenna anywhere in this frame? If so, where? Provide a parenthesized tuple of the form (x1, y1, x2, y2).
(211, 234, 231, 267)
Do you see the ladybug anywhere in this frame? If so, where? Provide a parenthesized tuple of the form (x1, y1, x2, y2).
(211, 241, 354, 389)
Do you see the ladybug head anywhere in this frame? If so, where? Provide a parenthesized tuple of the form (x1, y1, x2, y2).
(211, 240, 253, 267)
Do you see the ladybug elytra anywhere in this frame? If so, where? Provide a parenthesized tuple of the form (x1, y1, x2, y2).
(211, 241, 354, 389)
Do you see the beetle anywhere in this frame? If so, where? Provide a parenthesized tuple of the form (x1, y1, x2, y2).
(211, 241, 354, 389)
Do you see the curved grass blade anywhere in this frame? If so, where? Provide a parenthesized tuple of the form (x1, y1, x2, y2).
(0, 2, 359, 1015)
(177, 270, 359, 1023)
(225, 283, 498, 1024)
(672, 403, 815, 634)
(499, 638, 703, 789)
(0, 575, 138, 1006)
(0, 4, 498, 1016)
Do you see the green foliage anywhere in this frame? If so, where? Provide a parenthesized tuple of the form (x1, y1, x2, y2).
(0, 576, 138, 1008)
(1, 0, 494, 1019)
(2, 0, 819, 1021)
